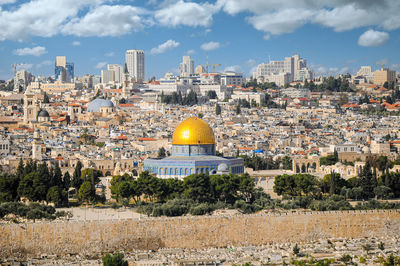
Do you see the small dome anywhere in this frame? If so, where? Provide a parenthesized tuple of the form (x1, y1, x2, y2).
(217, 163, 228, 172)
(38, 109, 50, 117)
(87, 99, 114, 112)
(172, 117, 215, 145)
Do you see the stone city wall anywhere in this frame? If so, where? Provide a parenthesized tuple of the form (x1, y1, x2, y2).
(0, 210, 399, 260)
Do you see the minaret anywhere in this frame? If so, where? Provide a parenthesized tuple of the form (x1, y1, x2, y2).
(155, 94, 159, 112)
(123, 63, 130, 87)
(32, 129, 43, 161)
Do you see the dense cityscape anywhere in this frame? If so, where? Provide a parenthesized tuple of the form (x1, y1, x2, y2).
(1, 0, 400, 265)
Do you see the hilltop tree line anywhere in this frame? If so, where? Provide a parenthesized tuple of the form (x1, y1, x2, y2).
(0, 159, 105, 207)
(241, 155, 292, 171)
(161, 90, 198, 106)
(274, 160, 400, 202)
(244, 77, 353, 93)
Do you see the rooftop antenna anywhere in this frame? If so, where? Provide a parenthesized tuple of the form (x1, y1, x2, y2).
(268, 55, 271, 63)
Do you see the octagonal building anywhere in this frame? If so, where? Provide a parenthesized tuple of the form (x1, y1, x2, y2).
(144, 117, 244, 179)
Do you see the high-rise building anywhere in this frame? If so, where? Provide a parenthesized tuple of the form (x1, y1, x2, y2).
(14, 69, 34, 92)
(107, 64, 123, 83)
(55, 56, 74, 83)
(373, 68, 396, 85)
(101, 70, 115, 84)
(125, 49, 145, 83)
(179, 56, 194, 77)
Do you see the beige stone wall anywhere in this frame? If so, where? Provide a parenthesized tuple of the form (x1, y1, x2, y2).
(0, 210, 399, 260)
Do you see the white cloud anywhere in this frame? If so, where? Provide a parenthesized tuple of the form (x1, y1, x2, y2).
(155, 0, 217, 27)
(150, 39, 180, 55)
(62, 5, 146, 37)
(0, 0, 16, 5)
(187, 49, 195, 55)
(0, 0, 104, 41)
(36, 60, 52, 68)
(358, 29, 389, 47)
(217, 0, 400, 39)
(95, 62, 107, 69)
(245, 59, 256, 67)
(13, 46, 47, 56)
(247, 8, 314, 35)
(263, 34, 270, 40)
(201, 41, 220, 51)
(72, 41, 80, 46)
(224, 65, 241, 73)
(310, 63, 352, 76)
(105, 52, 115, 57)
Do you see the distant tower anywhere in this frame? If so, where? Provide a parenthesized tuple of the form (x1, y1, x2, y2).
(123, 63, 130, 87)
(23, 89, 40, 124)
(32, 130, 43, 161)
(125, 49, 145, 83)
(155, 94, 159, 112)
(180, 56, 194, 77)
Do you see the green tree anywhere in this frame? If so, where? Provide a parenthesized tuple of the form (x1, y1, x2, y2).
(293, 243, 300, 256)
(137, 171, 161, 202)
(46, 186, 67, 207)
(51, 163, 63, 187)
(102, 252, 128, 266)
(81, 168, 102, 186)
(0, 173, 19, 202)
(274, 174, 318, 197)
(158, 147, 166, 158)
(63, 171, 71, 189)
(16, 158, 25, 180)
(215, 103, 221, 115)
(43, 92, 50, 103)
(18, 172, 48, 202)
(78, 181, 96, 203)
(207, 90, 217, 99)
(282, 156, 293, 170)
(183, 173, 212, 203)
(71, 161, 83, 189)
(235, 104, 241, 115)
(358, 161, 377, 199)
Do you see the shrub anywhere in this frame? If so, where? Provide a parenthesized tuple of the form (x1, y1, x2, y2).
(189, 203, 214, 215)
(102, 252, 128, 266)
(234, 200, 254, 214)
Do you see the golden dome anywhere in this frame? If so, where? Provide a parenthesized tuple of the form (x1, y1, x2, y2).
(172, 117, 215, 145)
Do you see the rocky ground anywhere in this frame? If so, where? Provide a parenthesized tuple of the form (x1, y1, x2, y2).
(2, 237, 399, 265)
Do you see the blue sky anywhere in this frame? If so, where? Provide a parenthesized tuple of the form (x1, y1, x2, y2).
(1, 0, 400, 80)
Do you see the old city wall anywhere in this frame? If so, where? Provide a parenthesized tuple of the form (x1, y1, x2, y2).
(0, 210, 399, 260)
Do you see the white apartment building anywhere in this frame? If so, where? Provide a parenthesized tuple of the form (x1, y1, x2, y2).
(179, 56, 194, 77)
(281, 88, 311, 98)
(356, 66, 373, 83)
(126, 49, 145, 83)
(107, 64, 123, 83)
(101, 70, 114, 84)
(220, 72, 245, 87)
(197, 84, 231, 100)
(262, 72, 291, 87)
(231, 91, 265, 105)
(14, 70, 34, 92)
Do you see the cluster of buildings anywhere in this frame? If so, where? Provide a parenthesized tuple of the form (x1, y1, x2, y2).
(354, 66, 397, 85)
(0, 50, 399, 199)
(253, 54, 313, 86)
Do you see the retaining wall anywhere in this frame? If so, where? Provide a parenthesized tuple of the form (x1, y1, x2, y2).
(0, 210, 399, 260)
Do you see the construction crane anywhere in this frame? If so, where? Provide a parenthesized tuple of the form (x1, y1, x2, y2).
(12, 63, 25, 76)
(204, 56, 221, 73)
